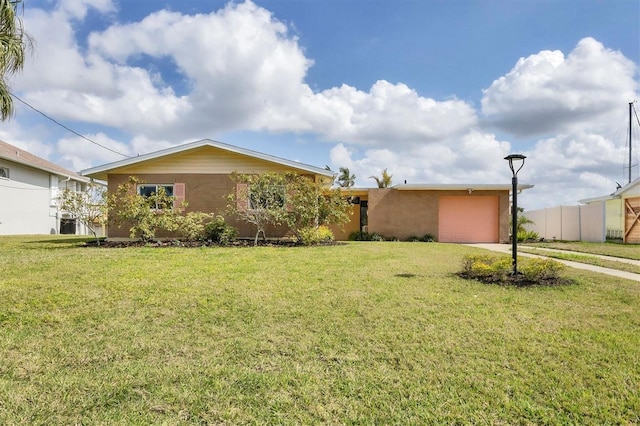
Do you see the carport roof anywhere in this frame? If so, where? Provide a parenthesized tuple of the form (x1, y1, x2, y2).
(393, 183, 534, 192)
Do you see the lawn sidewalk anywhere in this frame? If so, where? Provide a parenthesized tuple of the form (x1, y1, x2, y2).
(468, 243, 640, 282)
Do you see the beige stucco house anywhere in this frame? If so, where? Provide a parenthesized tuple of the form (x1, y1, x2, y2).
(82, 139, 530, 243)
(0, 140, 91, 235)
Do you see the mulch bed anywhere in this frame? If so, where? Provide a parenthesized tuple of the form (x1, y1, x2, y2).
(85, 239, 342, 248)
(457, 272, 575, 287)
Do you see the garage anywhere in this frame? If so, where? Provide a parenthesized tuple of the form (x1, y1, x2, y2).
(439, 196, 499, 243)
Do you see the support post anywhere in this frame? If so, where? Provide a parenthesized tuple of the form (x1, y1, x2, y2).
(504, 154, 526, 276)
(511, 175, 518, 275)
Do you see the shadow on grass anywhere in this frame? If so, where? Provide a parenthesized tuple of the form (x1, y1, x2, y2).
(25, 236, 103, 248)
(395, 273, 417, 278)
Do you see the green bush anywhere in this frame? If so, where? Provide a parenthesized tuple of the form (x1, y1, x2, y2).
(348, 231, 378, 241)
(461, 254, 565, 285)
(520, 258, 565, 281)
(295, 225, 335, 246)
(461, 255, 511, 282)
(177, 212, 214, 241)
(421, 233, 436, 242)
(408, 233, 436, 242)
(204, 215, 238, 245)
(517, 229, 540, 242)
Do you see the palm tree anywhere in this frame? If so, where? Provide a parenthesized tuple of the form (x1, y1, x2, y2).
(337, 167, 356, 188)
(0, 0, 31, 121)
(369, 168, 393, 188)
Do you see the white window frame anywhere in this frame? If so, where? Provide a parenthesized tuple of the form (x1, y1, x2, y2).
(138, 184, 175, 209)
(0, 166, 9, 179)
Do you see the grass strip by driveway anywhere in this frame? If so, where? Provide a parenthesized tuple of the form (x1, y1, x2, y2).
(1, 236, 639, 424)
(522, 241, 640, 260)
(518, 247, 640, 275)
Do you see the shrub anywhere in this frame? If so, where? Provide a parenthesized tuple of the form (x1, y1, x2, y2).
(460, 254, 566, 285)
(407, 233, 435, 242)
(177, 212, 214, 241)
(461, 255, 511, 282)
(421, 233, 436, 242)
(295, 225, 335, 246)
(348, 231, 366, 241)
(517, 229, 540, 242)
(520, 258, 564, 281)
(204, 215, 238, 245)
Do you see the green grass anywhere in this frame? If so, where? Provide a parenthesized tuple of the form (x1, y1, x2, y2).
(522, 240, 640, 261)
(1, 236, 639, 424)
(518, 247, 640, 275)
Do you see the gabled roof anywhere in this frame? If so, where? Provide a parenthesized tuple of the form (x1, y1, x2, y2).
(0, 139, 88, 182)
(81, 138, 335, 180)
(613, 177, 640, 196)
(579, 177, 640, 204)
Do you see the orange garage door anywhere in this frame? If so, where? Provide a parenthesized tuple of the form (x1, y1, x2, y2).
(439, 196, 499, 243)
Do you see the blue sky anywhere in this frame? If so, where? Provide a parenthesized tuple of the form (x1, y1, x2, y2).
(3, 0, 639, 209)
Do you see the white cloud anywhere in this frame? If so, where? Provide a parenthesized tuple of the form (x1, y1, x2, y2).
(15, 0, 478, 151)
(57, 133, 130, 171)
(297, 81, 478, 148)
(58, 0, 115, 20)
(5, 2, 638, 211)
(481, 37, 638, 136)
(329, 130, 514, 188)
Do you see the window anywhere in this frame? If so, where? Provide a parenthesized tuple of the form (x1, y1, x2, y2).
(139, 184, 174, 198)
(138, 184, 174, 209)
(0, 167, 8, 179)
(248, 185, 285, 210)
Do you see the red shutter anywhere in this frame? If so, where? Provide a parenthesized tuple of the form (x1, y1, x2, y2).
(237, 183, 248, 212)
(173, 183, 186, 210)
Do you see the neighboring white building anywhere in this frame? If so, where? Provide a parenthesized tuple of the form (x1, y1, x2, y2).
(0, 140, 91, 235)
(579, 177, 640, 243)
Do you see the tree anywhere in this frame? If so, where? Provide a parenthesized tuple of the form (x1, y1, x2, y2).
(369, 168, 393, 188)
(337, 167, 356, 188)
(107, 177, 186, 242)
(286, 174, 352, 237)
(57, 181, 107, 244)
(1, 0, 31, 120)
(227, 172, 291, 245)
(227, 172, 353, 245)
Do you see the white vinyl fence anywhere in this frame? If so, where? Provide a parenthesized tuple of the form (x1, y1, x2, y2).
(523, 203, 605, 242)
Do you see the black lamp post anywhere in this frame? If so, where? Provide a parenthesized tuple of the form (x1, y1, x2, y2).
(504, 154, 526, 275)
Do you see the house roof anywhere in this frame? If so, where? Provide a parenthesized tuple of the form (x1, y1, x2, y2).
(579, 177, 640, 204)
(81, 138, 336, 181)
(393, 183, 534, 192)
(0, 139, 88, 182)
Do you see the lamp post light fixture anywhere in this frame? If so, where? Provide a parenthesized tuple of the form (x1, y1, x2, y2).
(504, 154, 526, 275)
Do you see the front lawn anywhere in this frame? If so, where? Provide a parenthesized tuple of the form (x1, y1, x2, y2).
(1, 236, 638, 424)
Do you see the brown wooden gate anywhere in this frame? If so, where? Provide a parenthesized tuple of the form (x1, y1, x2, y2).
(624, 197, 640, 243)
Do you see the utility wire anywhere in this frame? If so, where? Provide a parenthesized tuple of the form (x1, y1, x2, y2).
(10, 92, 130, 158)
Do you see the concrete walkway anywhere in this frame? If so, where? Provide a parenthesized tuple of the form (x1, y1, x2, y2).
(466, 244, 640, 282)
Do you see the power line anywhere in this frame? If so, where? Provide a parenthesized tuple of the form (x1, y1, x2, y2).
(10, 92, 130, 158)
